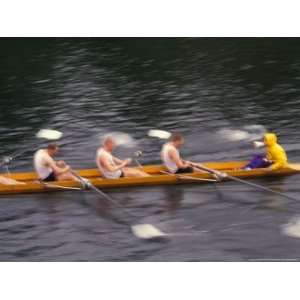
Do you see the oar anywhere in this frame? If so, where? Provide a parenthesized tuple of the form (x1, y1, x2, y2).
(133, 151, 143, 169)
(35, 131, 164, 239)
(0, 129, 64, 178)
(160, 170, 218, 182)
(40, 182, 82, 191)
(190, 162, 300, 203)
(36, 129, 63, 140)
(1, 129, 63, 169)
(148, 129, 172, 139)
(71, 170, 166, 240)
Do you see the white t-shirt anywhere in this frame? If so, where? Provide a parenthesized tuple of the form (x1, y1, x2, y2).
(161, 143, 179, 173)
(96, 148, 122, 179)
(34, 149, 53, 180)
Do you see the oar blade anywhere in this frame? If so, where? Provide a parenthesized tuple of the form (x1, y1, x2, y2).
(36, 129, 63, 140)
(282, 217, 300, 239)
(131, 224, 166, 239)
(148, 129, 171, 139)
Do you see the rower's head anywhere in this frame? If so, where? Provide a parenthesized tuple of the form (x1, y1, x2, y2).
(264, 133, 277, 147)
(47, 143, 59, 156)
(103, 136, 116, 151)
(170, 133, 184, 148)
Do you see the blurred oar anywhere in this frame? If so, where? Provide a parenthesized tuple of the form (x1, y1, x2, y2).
(36, 129, 63, 140)
(1, 129, 63, 170)
(37, 130, 164, 239)
(133, 151, 143, 169)
(37, 129, 165, 239)
(148, 129, 171, 139)
(40, 182, 82, 191)
(37, 130, 165, 238)
(190, 162, 300, 203)
(160, 170, 218, 182)
(71, 170, 166, 240)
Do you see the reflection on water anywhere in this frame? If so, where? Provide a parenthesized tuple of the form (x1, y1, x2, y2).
(162, 186, 185, 212)
(1, 38, 300, 261)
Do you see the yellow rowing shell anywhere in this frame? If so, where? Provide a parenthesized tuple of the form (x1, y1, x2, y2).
(0, 161, 299, 195)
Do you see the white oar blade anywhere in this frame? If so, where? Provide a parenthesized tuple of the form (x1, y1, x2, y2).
(36, 129, 63, 140)
(148, 129, 171, 139)
(131, 224, 166, 239)
(282, 217, 300, 239)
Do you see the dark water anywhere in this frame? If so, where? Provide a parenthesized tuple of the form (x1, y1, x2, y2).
(1, 38, 300, 261)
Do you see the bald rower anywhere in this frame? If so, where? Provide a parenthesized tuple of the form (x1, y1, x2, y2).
(96, 137, 150, 179)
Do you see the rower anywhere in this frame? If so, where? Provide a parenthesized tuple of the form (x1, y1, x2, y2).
(34, 143, 78, 182)
(161, 133, 194, 174)
(264, 133, 288, 170)
(96, 136, 150, 179)
(242, 133, 287, 170)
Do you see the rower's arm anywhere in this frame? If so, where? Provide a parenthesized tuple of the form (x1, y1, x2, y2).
(44, 156, 70, 175)
(112, 156, 124, 164)
(99, 156, 127, 172)
(168, 148, 188, 169)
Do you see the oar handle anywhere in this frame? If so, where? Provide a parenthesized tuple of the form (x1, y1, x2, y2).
(190, 163, 227, 179)
(70, 170, 91, 189)
(132, 151, 143, 169)
(160, 170, 218, 182)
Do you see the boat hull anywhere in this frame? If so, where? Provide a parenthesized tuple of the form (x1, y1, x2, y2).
(0, 161, 298, 195)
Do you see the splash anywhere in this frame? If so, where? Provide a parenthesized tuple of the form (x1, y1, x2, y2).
(101, 132, 137, 148)
(218, 125, 267, 142)
(218, 129, 250, 141)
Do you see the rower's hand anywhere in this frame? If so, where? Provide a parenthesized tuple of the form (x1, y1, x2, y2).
(184, 160, 194, 167)
(186, 161, 201, 168)
(124, 158, 132, 166)
(215, 171, 227, 178)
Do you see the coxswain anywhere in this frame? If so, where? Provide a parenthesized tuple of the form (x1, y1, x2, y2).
(242, 133, 287, 170)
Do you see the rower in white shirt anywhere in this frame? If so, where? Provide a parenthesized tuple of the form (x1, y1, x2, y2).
(34, 143, 77, 182)
(161, 133, 194, 174)
(96, 136, 150, 179)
